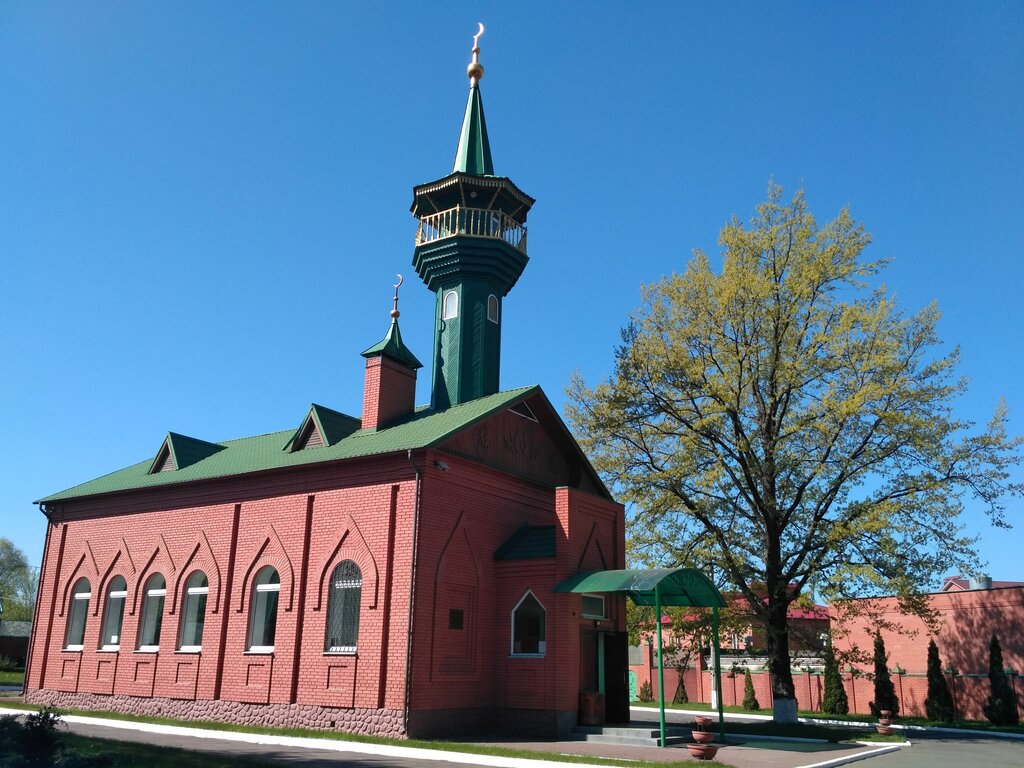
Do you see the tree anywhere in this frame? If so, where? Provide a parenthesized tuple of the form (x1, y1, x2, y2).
(869, 633, 899, 717)
(0, 538, 37, 622)
(924, 639, 955, 723)
(567, 185, 1022, 721)
(822, 644, 849, 715)
(983, 634, 1019, 725)
(742, 669, 760, 710)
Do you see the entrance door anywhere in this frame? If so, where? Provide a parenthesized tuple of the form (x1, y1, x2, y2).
(603, 631, 629, 723)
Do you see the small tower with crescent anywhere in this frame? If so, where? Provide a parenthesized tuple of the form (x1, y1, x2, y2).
(412, 24, 535, 410)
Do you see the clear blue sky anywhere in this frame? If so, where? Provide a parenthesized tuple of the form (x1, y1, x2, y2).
(2, 2, 1022, 588)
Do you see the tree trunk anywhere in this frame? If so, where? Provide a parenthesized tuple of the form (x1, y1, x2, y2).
(766, 585, 797, 723)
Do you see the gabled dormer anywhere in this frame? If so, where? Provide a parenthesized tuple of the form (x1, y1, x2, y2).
(148, 432, 225, 474)
(287, 404, 361, 452)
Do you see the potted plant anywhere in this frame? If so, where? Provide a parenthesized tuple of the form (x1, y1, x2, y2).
(688, 716, 719, 760)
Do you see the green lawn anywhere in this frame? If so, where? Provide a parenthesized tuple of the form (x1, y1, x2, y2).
(0, 670, 24, 686)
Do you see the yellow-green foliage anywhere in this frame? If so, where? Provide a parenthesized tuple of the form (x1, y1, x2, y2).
(567, 184, 1022, 710)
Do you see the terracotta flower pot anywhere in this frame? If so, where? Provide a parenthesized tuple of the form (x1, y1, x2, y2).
(692, 729, 715, 744)
(880, 710, 892, 718)
(876, 725, 893, 735)
(694, 715, 714, 728)
(687, 743, 719, 760)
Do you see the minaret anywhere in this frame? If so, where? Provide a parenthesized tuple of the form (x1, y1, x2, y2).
(412, 24, 535, 410)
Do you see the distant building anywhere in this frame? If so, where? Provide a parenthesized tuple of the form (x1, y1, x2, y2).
(24, 37, 627, 738)
(831, 578, 1024, 720)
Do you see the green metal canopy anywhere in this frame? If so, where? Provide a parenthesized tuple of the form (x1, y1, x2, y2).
(553, 568, 725, 608)
(554, 568, 727, 748)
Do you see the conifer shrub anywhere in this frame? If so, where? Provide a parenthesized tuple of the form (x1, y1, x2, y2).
(868, 633, 899, 717)
(742, 669, 760, 710)
(822, 645, 849, 715)
(638, 679, 654, 702)
(983, 634, 1020, 725)
(673, 672, 689, 704)
(924, 639, 955, 723)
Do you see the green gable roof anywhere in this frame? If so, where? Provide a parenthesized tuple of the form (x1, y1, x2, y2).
(39, 386, 539, 504)
(149, 432, 225, 473)
(494, 525, 555, 561)
(285, 404, 361, 451)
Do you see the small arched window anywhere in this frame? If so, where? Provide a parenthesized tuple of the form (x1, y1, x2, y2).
(178, 571, 208, 652)
(65, 578, 91, 650)
(100, 576, 128, 650)
(248, 567, 280, 652)
(511, 591, 546, 656)
(325, 560, 362, 653)
(138, 573, 166, 651)
(442, 290, 459, 320)
(487, 294, 499, 324)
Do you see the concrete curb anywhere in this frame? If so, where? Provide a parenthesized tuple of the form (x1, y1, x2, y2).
(0, 709, 621, 768)
(793, 743, 904, 768)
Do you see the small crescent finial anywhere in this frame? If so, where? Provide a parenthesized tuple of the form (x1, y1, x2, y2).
(468, 23, 485, 83)
(391, 274, 403, 320)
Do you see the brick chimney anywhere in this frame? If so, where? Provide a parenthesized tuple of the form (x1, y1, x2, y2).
(360, 306, 423, 430)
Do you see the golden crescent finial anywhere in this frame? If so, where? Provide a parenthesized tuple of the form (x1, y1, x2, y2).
(468, 23, 485, 83)
(391, 274, 403, 319)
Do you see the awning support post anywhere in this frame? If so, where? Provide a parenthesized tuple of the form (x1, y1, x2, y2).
(655, 583, 666, 747)
(713, 605, 724, 743)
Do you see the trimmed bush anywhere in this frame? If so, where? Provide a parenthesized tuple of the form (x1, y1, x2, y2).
(868, 633, 899, 717)
(924, 639, 955, 723)
(983, 634, 1020, 725)
(638, 679, 654, 702)
(742, 669, 760, 710)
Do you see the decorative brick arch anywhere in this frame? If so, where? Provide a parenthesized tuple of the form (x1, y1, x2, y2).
(429, 513, 481, 678)
(130, 536, 177, 617)
(314, 516, 379, 611)
(58, 544, 100, 618)
(95, 539, 138, 617)
(236, 524, 296, 613)
(171, 532, 221, 616)
(576, 521, 608, 573)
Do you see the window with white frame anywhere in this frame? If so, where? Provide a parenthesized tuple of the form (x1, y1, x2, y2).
(137, 573, 166, 651)
(581, 593, 605, 619)
(442, 290, 459, 320)
(324, 560, 361, 653)
(178, 571, 208, 652)
(511, 591, 546, 656)
(65, 578, 91, 650)
(487, 294, 499, 324)
(248, 566, 280, 652)
(100, 576, 127, 650)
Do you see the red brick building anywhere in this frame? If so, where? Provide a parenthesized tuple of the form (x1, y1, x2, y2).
(23, 38, 626, 739)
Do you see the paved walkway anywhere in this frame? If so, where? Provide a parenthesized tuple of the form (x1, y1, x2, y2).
(0, 705, 900, 768)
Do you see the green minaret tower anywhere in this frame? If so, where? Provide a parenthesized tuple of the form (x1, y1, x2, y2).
(412, 25, 534, 411)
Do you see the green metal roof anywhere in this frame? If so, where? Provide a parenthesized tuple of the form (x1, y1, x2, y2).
(361, 319, 423, 369)
(285, 404, 361, 451)
(38, 385, 539, 504)
(493, 525, 555, 561)
(552, 568, 726, 608)
(452, 83, 493, 176)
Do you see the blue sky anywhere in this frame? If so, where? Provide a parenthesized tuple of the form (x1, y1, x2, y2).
(2, 2, 1022, 587)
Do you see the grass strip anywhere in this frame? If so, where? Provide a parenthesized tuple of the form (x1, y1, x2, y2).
(0, 703, 730, 768)
(0, 670, 25, 686)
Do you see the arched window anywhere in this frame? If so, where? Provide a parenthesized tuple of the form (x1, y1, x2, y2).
(487, 294, 499, 324)
(100, 576, 128, 650)
(65, 578, 91, 650)
(324, 560, 362, 653)
(442, 290, 459, 320)
(248, 566, 280, 652)
(137, 573, 166, 651)
(511, 591, 546, 656)
(178, 571, 208, 652)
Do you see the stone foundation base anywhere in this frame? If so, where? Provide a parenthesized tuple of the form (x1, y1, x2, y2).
(23, 689, 404, 738)
(407, 707, 577, 739)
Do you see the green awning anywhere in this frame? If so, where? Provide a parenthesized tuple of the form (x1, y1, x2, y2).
(552, 568, 726, 608)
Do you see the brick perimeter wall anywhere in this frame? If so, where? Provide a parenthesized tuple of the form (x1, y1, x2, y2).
(25, 688, 404, 737)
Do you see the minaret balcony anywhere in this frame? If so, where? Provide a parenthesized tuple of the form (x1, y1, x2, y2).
(415, 206, 527, 255)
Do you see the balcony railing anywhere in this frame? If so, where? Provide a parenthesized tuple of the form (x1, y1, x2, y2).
(416, 206, 528, 254)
